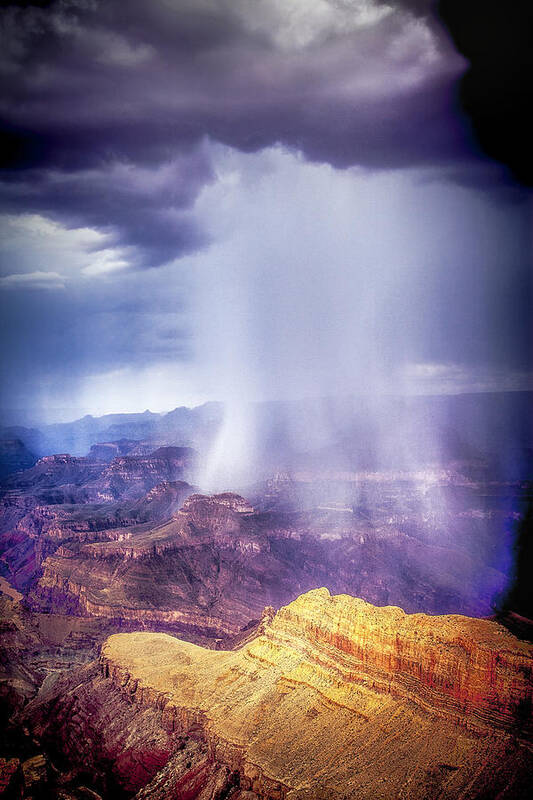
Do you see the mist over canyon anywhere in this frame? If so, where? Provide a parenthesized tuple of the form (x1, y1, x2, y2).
(0, 390, 531, 799)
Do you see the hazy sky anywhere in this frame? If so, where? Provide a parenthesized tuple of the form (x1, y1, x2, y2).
(0, 0, 531, 423)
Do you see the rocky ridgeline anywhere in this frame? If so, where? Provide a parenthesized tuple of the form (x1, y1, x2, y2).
(175, 493, 256, 538)
(181, 492, 254, 514)
(2, 445, 526, 622)
(87, 447, 196, 502)
(0, 475, 195, 591)
(268, 589, 533, 734)
(29, 494, 273, 640)
(33, 575, 238, 638)
(22, 480, 194, 546)
(100, 588, 533, 741)
(86, 438, 148, 462)
(3, 453, 104, 492)
(0, 449, 195, 575)
(25, 589, 533, 800)
(25, 486, 518, 645)
(1, 447, 195, 505)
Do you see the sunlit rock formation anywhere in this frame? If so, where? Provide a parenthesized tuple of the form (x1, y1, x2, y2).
(26, 589, 533, 799)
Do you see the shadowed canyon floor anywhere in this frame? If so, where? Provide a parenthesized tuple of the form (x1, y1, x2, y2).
(23, 589, 533, 800)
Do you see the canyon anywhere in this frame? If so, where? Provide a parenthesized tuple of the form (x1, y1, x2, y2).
(1, 0, 531, 794)
(0, 397, 531, 799)
(0, 448, 196, 592)
(20, 589, 533, 799)
(6, 472, 523, 650)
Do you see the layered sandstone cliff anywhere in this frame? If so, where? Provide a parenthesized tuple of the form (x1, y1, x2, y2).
(29, 493, 275, 640)
(267, 589, 533, 734)
(2, 450, 525, 626)
(0, 452, 195, 591)
(27, 589, 533, 800)
(83, 446, 195, 502)
(28, 489, 513, 644)
(1, 481, 194, 591)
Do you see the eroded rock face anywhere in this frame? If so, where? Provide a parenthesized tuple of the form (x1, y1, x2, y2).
(26, 488, 515, 645)
(87, 440, 144, 463)
(0, 449, 196, 592)
(25, 589, 533, 800)
(2, 455, 105, 493)
(269, 589, 533, 734)
(0, 593, 43, 717)
(0, 481, 194, 591)
(0, 583, 124, 730)
(83, 448, 196, 502)
(2, 447, 527, 631)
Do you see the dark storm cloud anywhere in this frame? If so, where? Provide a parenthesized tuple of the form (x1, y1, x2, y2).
(0, 150, 212, 268)
(438, 0, 533, 186)
(1, 0, 530, 425)
(0, 0, 468, 269)
(0, 1, 463, 170)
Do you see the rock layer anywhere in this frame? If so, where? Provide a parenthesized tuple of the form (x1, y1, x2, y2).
(27, 589, 533, 800)
(267, 589, 533, 734)
(27, 490, 515, 645)
(1, 481, 194, 591)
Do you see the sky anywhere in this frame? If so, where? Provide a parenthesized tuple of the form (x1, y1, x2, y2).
(0, 0, 531, 425)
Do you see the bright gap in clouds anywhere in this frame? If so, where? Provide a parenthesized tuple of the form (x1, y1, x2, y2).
(0, 213, 130, 282)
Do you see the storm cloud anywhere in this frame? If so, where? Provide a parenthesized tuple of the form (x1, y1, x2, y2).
(0, 0, 469, 270)
(0, 0, 531, 424)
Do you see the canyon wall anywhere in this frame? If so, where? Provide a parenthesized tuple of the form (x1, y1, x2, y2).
(264, 588, 533, 734)
(26, 589, 533, 800)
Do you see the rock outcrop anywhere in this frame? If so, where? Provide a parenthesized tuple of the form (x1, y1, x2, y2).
(25, 492, 274, 639)
(2, 454, 104, 493)
(0, 481, 194, 591)
(26, 589, 533, 799)
(87, 439, 144, 463)
(0, 449, 196, 590)
(83, 447, 195, 502)
(28, 490, 513, 644)
(0, 579, 120, 724)
(1, 447, 195, 501)
(0, 591, 43, 717)
(2, 445, 528, 626)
